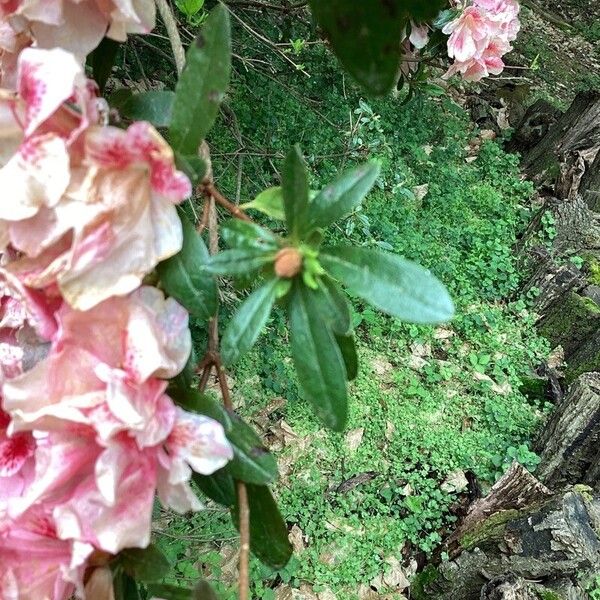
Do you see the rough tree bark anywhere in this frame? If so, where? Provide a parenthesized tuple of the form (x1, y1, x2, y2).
(521, 91, 600, 184)
(535, 373, 600, 490)
(414, 464, 600, 599)
(581, 150, 600, 212)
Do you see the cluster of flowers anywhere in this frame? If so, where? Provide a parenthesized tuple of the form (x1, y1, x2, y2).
(0, 2, 234, 599)
(443, 0, 520, 81)
(404, 0, 520, 82)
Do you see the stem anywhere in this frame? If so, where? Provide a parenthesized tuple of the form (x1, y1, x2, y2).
(155, 0, 186, 74)
(237, 481, 250, 600)
(197, 143, 250, 600)
(201, 181, 253, 222)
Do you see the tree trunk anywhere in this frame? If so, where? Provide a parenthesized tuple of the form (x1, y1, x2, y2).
(506, 98, 562, 156)
(535, 373, 600, 489)
(521, 91, 600, 185)
(413, 465, 600, 600)
(581, 150, 600, 212)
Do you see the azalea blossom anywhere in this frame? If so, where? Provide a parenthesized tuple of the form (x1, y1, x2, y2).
(0, 47, 191, 310)
(2, 287, 232, 555)
(1, 0, 155, 61)
(443, 0, 520, 81)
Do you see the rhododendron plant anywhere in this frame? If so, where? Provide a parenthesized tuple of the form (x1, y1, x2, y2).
(0, 0, 517, 595)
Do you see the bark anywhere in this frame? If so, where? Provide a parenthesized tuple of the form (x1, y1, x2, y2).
(521, 91, 600, 184)
(506, 98, 562, 156)
(414, 465, 600, 600)
(521, 256, 583, 314)
(581, 150, 600, 212)
(535, 373, 600, 489)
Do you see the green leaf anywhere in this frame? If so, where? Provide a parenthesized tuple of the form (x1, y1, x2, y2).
(320, 246, 454, 324)
(193, 580, 220, 600)
(232, 485, 292, 569)
(113, 572, 141, 600)
(221, 219, 279, 251)
(169, 4, 231, 153)
(193, 469, 236, 506)
(308, 163, 380, 230)
(174, 388, 278, 484)
(288, 282, 348, 431)
(221, 279, 279, 366)
(318, 276, 352, 335)
(240, 187, 286, 221)
(146, 584, 193, 600)
(335, 333, 358, 381)
(157, 211, 217, 320)
(282, 146, 310, 240)
(119, 91, 174, 127)
(89, 38, 119, 93)
(119, 544, 170, 582)
(204, 249, 275, 276)
(175, 153, 207, 185)
(308, 0, 445, 95)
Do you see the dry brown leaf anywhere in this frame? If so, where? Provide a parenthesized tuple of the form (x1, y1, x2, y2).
(345, 427, 364, 452)
(289, 524, 306, 553)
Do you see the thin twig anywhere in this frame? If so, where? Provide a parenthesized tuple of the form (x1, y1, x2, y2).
(198, 144, 250, 600)
(202, 181, 253, 222)
(155, 0, 186, 74)
(236, 481, 250, 600)
(226, 0, 308, 11)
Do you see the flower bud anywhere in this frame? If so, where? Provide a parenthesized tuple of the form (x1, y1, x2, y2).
(274, 247, 303, 278)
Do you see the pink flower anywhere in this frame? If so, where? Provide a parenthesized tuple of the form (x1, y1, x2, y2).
(443, 0, 520, 81)
(5, 121, 191, 310)
(444, 6, 491, 62)
(0, 505, 92, 600)
(409, 21, 429, 49)
(2, 287, 232, 553)
(0, 47, 97, 224)
(1, 0, 155, 61)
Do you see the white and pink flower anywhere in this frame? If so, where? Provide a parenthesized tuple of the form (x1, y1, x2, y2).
(443, 0, 520, 81)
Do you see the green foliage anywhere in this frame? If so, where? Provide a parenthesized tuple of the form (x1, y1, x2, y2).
(308, 0, 447, 95)
(157, 211, 217, 320)
(118, 90, 175, 127)
(169, 4, 231, 154)
(320, 246, 454, 323)
(232, 485, 293, 569)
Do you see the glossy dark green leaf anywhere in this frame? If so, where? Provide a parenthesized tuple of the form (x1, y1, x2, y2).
(204, 249, 275, 276)
(193, 469, 236, 506)
(308, 163, 380, 230)
(193, 580, 220, 600)
(89, 38, 119, 93)
(335, 333, 358, 381)
(119, 91, 174, 127)
(175, 153, 207, 185)
(173, 388, 278, 485)
(288, 282, 348, 431)
(320, 246, 454, 324)
(240, 187, 285, 221)
(113, 571, 141, 600)
(318, 276, 352, 335)
(146, 584, 193, 600)
(221, 219, 279, 251)
(119, 544, 170, 582)
(221, 279, 279, 366)
(308, 0, 445, 95)
(169, 4, 231, 153)
(232, 485, 292, 569)
(157, 212, 217, 320)
(282, 146, 310, 240)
